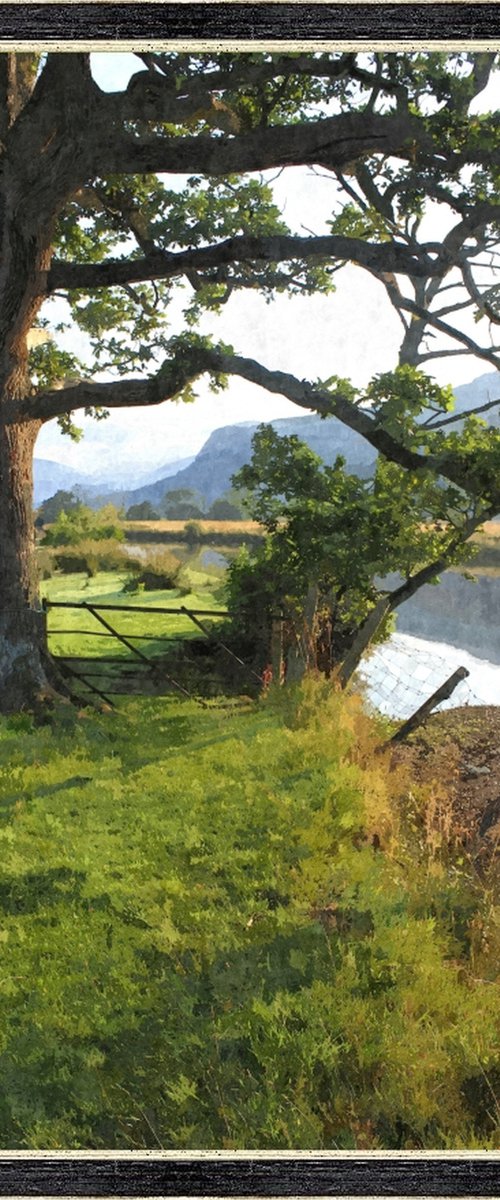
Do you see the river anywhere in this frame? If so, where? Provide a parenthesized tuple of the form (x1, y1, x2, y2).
(357, 632, 500, 719)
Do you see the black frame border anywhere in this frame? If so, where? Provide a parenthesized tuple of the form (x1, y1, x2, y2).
(2, 2, 500, 1195)
(0, 4, 498, 43)
(1, 1153, 500, 1195)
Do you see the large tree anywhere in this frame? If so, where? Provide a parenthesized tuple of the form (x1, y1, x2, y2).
(1, 49, 500, 710)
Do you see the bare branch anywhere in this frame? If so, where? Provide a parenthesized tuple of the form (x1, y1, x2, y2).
(424, 394, 500, 429)
(377, 278, 500, 371)
(416, 349, 480, 363)
(433, 298, 477, 318)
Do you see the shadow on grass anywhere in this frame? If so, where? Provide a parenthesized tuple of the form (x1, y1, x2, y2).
(0, 866, 88, 916)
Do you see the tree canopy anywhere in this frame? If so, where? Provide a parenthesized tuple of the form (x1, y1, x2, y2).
(1, 49, 500, 707)
(228, 376, 490, 681)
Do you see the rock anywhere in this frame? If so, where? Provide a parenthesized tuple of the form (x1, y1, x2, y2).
(463, 762, 492, 777)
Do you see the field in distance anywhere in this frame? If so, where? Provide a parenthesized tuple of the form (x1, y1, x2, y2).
(123, 519, 262, 536)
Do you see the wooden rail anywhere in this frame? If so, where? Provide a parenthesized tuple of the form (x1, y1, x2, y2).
(43, 600, 229, 617)
(42, 598, 243, 705)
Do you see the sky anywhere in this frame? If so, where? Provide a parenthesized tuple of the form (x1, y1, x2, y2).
(35, 52, 500, 479)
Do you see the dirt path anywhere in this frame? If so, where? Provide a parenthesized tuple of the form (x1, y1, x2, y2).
(392, 706, 500, 857)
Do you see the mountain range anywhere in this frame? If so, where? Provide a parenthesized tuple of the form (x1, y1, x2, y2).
(33, 370, 500, 511)
(33, 453, 195, 508)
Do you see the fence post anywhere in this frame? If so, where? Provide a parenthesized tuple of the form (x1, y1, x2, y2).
(386, 665, 470, 747)
(270, 618, 284, 685)
(40, 598, 49, 652)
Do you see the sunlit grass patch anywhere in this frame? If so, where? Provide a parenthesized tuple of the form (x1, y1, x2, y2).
(41, 571, 225, 660)
(0, 680, 499, 1149)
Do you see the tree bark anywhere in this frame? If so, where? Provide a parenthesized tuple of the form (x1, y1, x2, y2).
(337, 595, 392, 687)
(0, 155, 61, 710)
(0, 417, 51, 710)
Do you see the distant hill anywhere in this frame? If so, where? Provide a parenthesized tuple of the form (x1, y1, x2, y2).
(448, 371, 500, 427)
(94, 371, 500, 511)
(34, 370, 500, 511)
(33, 453, 195, 508)
(96, 413, 378, 511)
(33, 460, 95, 506)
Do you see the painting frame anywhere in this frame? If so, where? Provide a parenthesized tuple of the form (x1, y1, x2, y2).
(1, 3, 500, 1194)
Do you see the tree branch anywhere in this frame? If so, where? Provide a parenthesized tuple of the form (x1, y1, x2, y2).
(416, 348, 481, 363)
(384, 510, 494, 612)
(97, 110, 424, 181)
(462, 259, 500, 326)
(377, 278, 500, 371)
(424, 394, 500, 429)
(120, 52, 357, 100)
(338, 504, 494, 685)
(48, 232, 437, 294)
(441, 201, 500, 260)
(18, 345, 480, 495)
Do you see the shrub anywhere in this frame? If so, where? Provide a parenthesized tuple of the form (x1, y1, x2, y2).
(122, 577, 146, 595)
(43, 503, 124, 547)
(127, 549, 181, 591)
(184, 519, 203, 547)
(36, 546, 55, 580)
(126, 501, 160, 521)
(53, 545, 98, 576)
(207, 497, 245, 521)
(53, 539, 135, 577)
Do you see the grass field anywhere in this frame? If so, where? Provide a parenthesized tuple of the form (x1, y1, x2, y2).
(41, 568, 226, 662)
(123, 519, 261, 536)
(1, 678, 500, 1148)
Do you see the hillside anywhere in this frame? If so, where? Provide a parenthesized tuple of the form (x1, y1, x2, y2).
(33, 459, 96, 506)
(97, 413, 378, 510)
(35, 369, 500, 512)
(33, 454, 196, 508)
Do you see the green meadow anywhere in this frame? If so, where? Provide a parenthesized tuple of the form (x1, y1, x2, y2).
(41, 563, 225, 663)
(0, 677, 499, 1149)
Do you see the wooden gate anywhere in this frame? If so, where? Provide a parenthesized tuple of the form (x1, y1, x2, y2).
(43, 598, 261, 707)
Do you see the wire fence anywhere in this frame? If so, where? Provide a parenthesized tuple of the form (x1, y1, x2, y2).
(43, 597, 498, 722)
(356, 631, 496, 719)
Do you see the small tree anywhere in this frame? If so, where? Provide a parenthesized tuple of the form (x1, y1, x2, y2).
(207, 494, 246, 521)
(126, 500, 160, 521)
(162, 488, 205, 521)
(229, 379, 489, 680)
(35, 489, 80, 526)
(184, 519, 203, 548)
(43, 502, 124, 547)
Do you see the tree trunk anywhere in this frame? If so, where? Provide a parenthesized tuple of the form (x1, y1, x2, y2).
(0, 416, 52, 711)
(285, 585, 319, 683)
(338, 594, 392, 688)
(0, 146, 65, 711)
